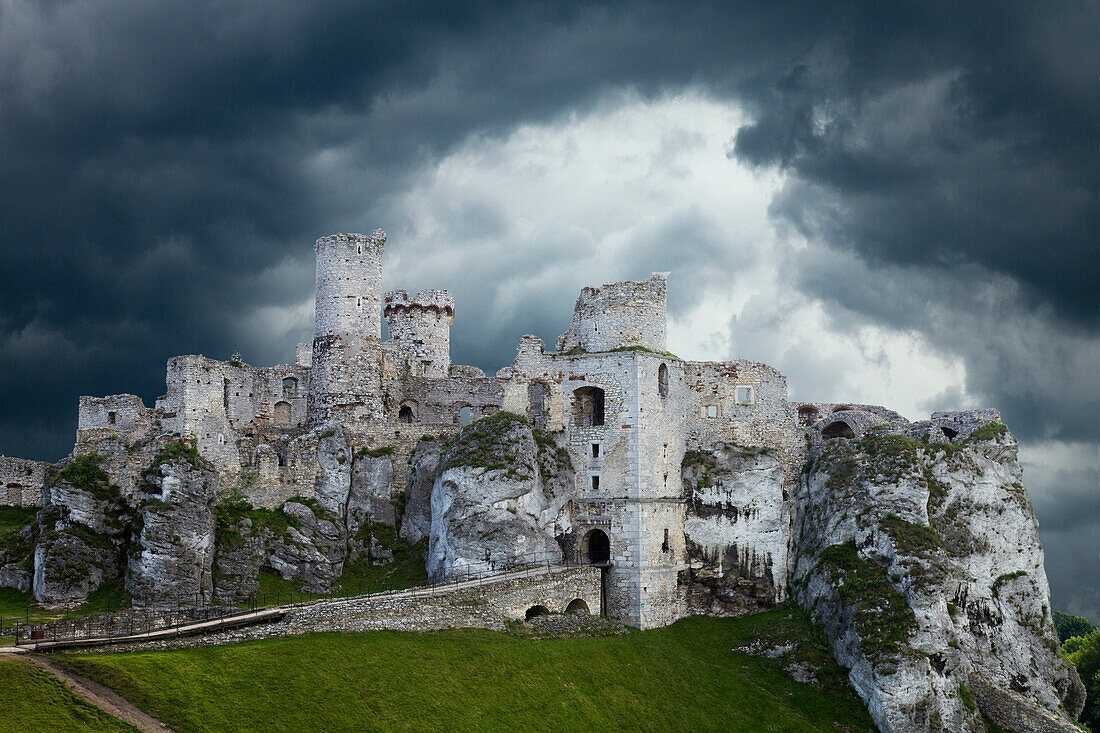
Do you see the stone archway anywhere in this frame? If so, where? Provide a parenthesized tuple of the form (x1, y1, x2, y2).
(565, 598, 590, 614)
(822, 420, 855, 439)
(525, 604, 550, 621)
(585, 529, 610, 565)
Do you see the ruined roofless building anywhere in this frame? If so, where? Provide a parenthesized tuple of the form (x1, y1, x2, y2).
(1, 230, 1003, 630)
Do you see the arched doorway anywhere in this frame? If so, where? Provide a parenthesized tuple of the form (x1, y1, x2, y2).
(586, 529, 610, 565)
(565, 598, 589, 614)
(525, 605, 550, 621)
(398, 405, 414, 423)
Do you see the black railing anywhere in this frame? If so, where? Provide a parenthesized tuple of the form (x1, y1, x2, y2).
(3, 549, 589, 648)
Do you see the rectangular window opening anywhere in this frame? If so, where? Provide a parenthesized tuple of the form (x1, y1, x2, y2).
(591, 475, 600, 491)
(107, 411, 117, 425)
(662, 528, 670, 552)
(591, 443, 600, 458)
(735, 385, 755, 403)
(706, 404, 718, 418)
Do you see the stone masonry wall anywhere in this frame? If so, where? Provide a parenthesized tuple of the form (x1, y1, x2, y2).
(556, 273, 669, 354)
(283, 566, 602, 634)
(0, 457, 47, 506)
(383, 289, 454, 379)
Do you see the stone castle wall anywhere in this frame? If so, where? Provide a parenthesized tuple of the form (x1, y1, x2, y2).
(384, 289, 454, 379)
(556, 273, 669, 354)
(0, 457, 47, 506)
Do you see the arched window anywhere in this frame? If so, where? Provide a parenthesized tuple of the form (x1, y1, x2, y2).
(573, 387, 605, 427)
(822, 420, 855, 439)
(797, 405, 822, 426)
(459, 406, 473, 426)
(658, 363, 669, 398)
(282, 377, 298, 396)
(273, 401, 292, 426)
(398, 405, 414, 423)
(585, 529, 610, 564)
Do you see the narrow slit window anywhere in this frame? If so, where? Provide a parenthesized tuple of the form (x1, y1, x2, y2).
(591, 443, 600, 458)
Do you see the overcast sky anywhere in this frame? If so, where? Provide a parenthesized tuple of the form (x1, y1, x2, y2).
(1, 1, 1096, 620)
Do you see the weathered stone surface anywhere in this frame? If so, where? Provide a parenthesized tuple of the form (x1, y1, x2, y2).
(428, 414, 572, 580)
(313, 426, 352, 516)
(401, 438, 441, 545)
(33, 504, 121, 607)
(348, 452, 395, 534)
(0, 564, 31, 593)
(127, 457, 219, 608)
(680, 444, 789, 615)
(792, 426, 1081, 733)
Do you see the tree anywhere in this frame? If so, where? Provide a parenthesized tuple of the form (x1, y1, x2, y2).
(1055, 611, 1096, 643)
(1069, 628, 1100, 730)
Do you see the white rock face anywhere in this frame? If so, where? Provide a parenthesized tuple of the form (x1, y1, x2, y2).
(348, 452, 394, 535)
(427, 414, 573, 580)
(792, 428, 1084, 733)
(313, 426, 352, 517)
(681, 445, 790, 614)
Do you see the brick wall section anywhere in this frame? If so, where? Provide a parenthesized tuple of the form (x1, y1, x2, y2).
(281, 565, 602, 633)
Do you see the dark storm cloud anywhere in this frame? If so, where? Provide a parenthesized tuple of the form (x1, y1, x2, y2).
(1, 0, 1095, 461)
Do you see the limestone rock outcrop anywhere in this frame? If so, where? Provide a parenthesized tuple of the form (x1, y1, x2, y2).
(428, 413, 573, 580)
(791, 422, 1083, 733)
(401, 437, 442, 546)
(680, 444, 789, 615)
(127, 454, 219, 607)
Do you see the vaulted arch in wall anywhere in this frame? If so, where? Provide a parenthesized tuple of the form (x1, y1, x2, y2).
(573, 387, 605, 427)
(565, 598, 590, 614)
(658, 363, 669, 398)
(822, 420, 855, 439)
(282, 377, 298, 397)
(398, 401, 416, 423)
(584, 528, 611, 564)
(273, 401, 291, 426)
(525, 605, 550, 621)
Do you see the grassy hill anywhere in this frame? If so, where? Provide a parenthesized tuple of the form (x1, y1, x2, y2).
(49, 605, 874, 732)
(0, 657, 137, 733)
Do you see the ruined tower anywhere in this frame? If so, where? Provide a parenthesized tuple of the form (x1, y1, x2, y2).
(308, 231, 387, 425)
(556, 272, 669, 354)
(383, 289, 455, 379)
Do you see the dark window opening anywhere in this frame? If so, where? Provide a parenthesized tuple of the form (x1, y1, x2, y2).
(591, 475, 600, 491)
(797, 405, 822, 426)
(586, 529, 610, 564)
(527, 382, 548, 429)
(591, 443, 600, 458)
(107, 411, 117, 425)
(941, 427, 958, 440)
(822, 420, 855, 439)
(658, 363, 669, 398)
(662, 528, 670, 552)
(565, 598, 590, 614)
(398, 405, 414, 423)
(525, 605, 550, 621)
(573, 386, 605, 427)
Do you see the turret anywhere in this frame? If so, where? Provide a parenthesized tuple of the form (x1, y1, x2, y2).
(309, 231, 388, 425)
(384, 289, 455, 378)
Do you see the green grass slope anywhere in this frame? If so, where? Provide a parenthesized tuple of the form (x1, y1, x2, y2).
(55, 606, 874, 732)
(0, 657, 138, 733)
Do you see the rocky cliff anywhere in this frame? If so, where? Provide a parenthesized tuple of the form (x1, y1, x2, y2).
(428, 413, 574, 580)
(792, 420, 1084, 732)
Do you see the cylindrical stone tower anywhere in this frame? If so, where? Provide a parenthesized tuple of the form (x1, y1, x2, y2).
(314, 231, 386, 339)
(309, 230, 387, 426)
(383, 289, 455, 378)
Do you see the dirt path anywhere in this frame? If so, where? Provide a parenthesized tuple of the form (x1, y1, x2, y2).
(3, 651, 172, 732)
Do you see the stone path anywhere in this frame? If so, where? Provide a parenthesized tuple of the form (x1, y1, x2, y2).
(1, 651, 172, 732)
